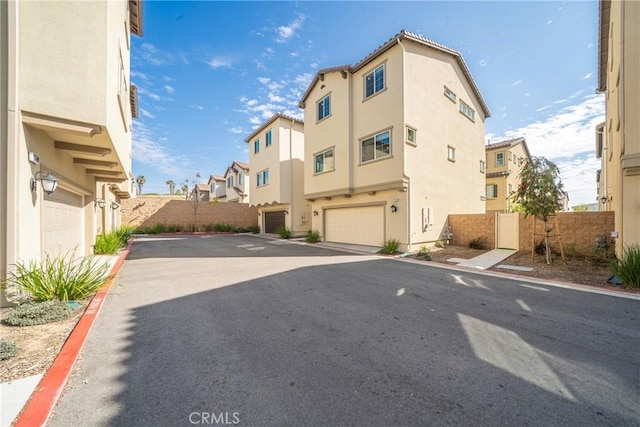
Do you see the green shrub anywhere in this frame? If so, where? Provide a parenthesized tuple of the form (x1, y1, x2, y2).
(435, 240, 445, 249)
(247, 225, 261, 234)
(0, 340, 19, 360)
(381, 239, 400, 254)
(276, 226, 293, 239)
(133, 226, 150, 234)
(114, 225, 134, 244)
(305, 230, 321, 243)
(2, 251, 109, 301)
(149, 223, 166, 234)
(213, 223, 235, 232)
(469, 236, 488, 250)
(611, 244, 640, 288)
(3, 301, 72, 326)
(94, 232, 122, 255)
(166, 224, 179, 233)
(416, 246, 431, 261)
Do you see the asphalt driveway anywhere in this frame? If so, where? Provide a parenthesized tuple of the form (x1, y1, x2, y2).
(49, 234, 640, 426)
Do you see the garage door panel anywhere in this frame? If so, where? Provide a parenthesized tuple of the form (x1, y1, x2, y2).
(325, 206, 384, 247)
(264, 211, 286, 234)
(43, 188, 84, 256)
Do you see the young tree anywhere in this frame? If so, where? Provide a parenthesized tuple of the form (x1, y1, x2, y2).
(136, 175, 146, 194)
(166, 180, 176, 195)
(509, 156, 565, 264)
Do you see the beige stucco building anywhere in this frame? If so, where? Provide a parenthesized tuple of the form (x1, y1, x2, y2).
(246, 113, 311, 234)
(223, 161, 250, 203)
(1, 0, 142, 305)
(485, 137, 531, 213)
(299, 30, 490, 251)
(597, 0, 640, 255)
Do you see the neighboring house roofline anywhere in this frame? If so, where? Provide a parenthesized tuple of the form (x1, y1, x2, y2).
(597, 0, 611, 92)
(223, 160, 249, 178)
(298, 65, 352, 108)
(298, 30, 491, 118)
(244, 113, 304, 142)
(485, 137, 531, 159)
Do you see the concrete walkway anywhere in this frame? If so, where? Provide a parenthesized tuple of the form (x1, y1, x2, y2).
(449, 248, 517, 270)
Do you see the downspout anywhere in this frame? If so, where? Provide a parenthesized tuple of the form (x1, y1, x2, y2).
(397, 37, 411, 250)
(290, 118, 294, 233)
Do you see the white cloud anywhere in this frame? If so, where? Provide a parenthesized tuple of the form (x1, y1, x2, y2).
(190, 105, 204, 111)
(131, 71, 150, 81)
(524, 92, 531, 97)
(587, 43, 594, 48)
(246, 99, 259, 107)
(137, 87, 161, 101)
(547, 19, 553, 25)
(536, 105, 551, 112)
(275, 13, 306, 43)
(229, 126, 244, 134)
(249, 116, 262, 125)
(583, 72, 593, 79)
(512, 80, 522, 86)
(207, 56, 233, 69)
(163, 75, 174, 82)
(479, 59, 488, 67)
(140, 109, 155, 119)
(139, 43, 174, 66)
(164, 85, 175, 94)
(132, 121, 186, 176)
(257, 77, 271, 85)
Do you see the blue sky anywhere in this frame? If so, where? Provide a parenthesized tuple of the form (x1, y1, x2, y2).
(131, 1, 603, 207)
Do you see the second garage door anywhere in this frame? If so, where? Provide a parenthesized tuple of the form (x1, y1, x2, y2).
(325, 205, 384, 247)
(42, 187, 84, 256)
(264, 211, 286, 234)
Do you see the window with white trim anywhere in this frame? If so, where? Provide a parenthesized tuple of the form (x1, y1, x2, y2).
(317, 95, 330, 121)
(238, 173, 244, 185)
(486, 184, 498, 198)
(226, 176, 234, 188)
(447, 146, 456, 162)
(254, 139, 260, 154)
(480, 160, 485, 173)
(266, 129, 272, 147)
(406, 126, 416, 145)
(495, 152, 504, 166)
(314, 148, 335, 174)
(364, 64, 385, 98)
(444, 86, 456, 102)
(361, 130, 391, 163)
(460, 100, 475, 121)
(257, 169, 269, 187)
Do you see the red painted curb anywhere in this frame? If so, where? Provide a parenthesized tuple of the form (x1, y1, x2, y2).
(14, 240, 133, 427)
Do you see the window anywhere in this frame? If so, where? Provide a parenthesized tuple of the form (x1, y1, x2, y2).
(486, 184, 498, 198)
(480, 160, 485, 173)
(364, 64, 385, 98)
(406, 126, 416, 145)
(317, 95, 330, 121)
(361, 130, 391, 163)
(444, 86, 456, 102)
(495, 152, 504, 166)
(448, 146, 456, 162)
(226, 176, 234, 188)
(257, 169, 269, 187)
(266, 129, 272, 147)
(460, 100, 475, 121)
(315, 148, 335, 174)
(238, 173, 243, 185)
(254, 139, 260, 154)
(508, 184, 513, 194)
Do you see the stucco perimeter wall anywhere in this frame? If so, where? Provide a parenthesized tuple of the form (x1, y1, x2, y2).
(448, 211, 615, 254)
(122, 196, 258, 230)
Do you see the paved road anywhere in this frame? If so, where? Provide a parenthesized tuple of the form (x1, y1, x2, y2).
(50, 234, 640, 426)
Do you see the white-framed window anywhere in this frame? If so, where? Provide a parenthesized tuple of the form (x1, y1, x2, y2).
(361, 130, 391, 163)
(364, 64, 385, 99)
(257, 169, 269, 187)
(480, 160, 485, 173)
(227, 176, 234, 188)
(406, 126, 417, 145)
(254, 139, 260, 154)
(486, 184, 498, 198)
(266, 129, 272, 147)
(314, 148, 335, 174)
(460, 100, 475, 121)
(444, 86, 456, 102)
(238, 173, 244, 185)
(317, 95, 330, 121)
(495, 152, 504, 166)
(447, 146, 456, 162)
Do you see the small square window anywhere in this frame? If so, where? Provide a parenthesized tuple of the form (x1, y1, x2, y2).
(480, 160, 485, 173)
(448, 146, 456, 162)
(406, 126, 416, 145)
(486, 184, 497, 198)
(495, 152, 504, 166)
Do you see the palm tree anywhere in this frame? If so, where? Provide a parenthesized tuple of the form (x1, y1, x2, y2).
(166, 180, 176, 195)
(136, 175, 146, 194)
(181, 183, 189, 194)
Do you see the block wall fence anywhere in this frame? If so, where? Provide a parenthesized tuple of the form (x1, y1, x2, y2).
(121, 196, 258, 230)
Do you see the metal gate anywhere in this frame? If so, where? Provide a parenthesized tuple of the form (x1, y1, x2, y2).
(497, 213, 519, 250)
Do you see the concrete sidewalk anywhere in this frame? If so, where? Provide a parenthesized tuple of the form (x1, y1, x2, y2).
(449, 248, 517, 269)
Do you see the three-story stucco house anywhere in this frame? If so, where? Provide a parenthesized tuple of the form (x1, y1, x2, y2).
(485, 137, 531, 213)
(596, 0, 639, 256)
(223, 161, 250, 203)
(299, 30, 490, 251)
(207, 174, 227, 202)
(1, 0, 143, 305)
(245, 113, 311, 234)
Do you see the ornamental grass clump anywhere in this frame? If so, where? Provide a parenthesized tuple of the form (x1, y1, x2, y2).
(3, 251, 109, 302)
(0, 339, 19, 360)
(381, 239, 400, 254)
(3, 301, 72, 326)
(94, 232, 122, 255)
(305, 230, 321, 243)
(611, 244, 640, 288)
(276, 226, 293, 239)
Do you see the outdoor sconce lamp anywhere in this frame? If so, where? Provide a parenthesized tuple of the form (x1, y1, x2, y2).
(110, 202, 121, 210)
(31, 170, 59, 195)
(95, 198, 106, 209)
(390, 204, 398, 213)
(284, 210, 289, 215)
(600, 195, 610, 204)
(313, 210, 319, 216)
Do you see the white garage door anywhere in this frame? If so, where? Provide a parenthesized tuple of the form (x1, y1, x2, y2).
(42, 188, 84, 256)
(325, 206, 384, 247)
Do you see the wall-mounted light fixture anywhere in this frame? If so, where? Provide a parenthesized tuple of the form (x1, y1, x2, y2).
(31, 170, 59, 195)
(390, 204, 398, 213)
(110, 201, 121, 210)
(313, 210, 319, 216)
(95, 198, 106, 209)
(258, 212, 262, 216)
(600, 195, 610, 204)
(284, 210, 289, 215)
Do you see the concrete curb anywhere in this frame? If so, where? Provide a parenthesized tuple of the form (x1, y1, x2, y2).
(13, 240, 133, 427)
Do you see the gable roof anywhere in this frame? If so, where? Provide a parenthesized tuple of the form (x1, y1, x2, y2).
(244, 113, 303, 143)
(224, 160, 249, 178)
(208, 174, 225, 183)
(299, 30, 490, 118)
(485, 137, 531, 158)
